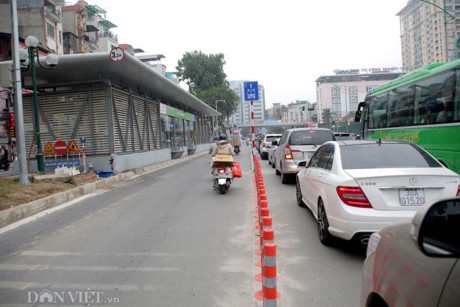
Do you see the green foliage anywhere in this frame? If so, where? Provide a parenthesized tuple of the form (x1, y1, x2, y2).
(176, 51, 227, 94)
(195, 86, 239, 117)
(176, 51, 239, 118)
(322, 108, 332, 124)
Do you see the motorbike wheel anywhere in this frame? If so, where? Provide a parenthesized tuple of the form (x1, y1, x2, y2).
(218, 184, 227, 194)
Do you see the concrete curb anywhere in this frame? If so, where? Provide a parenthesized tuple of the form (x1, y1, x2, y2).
(0, 151, 209, 229)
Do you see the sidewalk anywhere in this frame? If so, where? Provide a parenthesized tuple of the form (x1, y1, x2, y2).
(0, 151, 209, 229)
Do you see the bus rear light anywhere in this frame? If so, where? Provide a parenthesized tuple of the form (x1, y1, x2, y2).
(336, 186, 372, 208)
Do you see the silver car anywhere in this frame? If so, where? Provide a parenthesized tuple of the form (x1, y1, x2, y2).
(361, 197, 460, 307)
(268, 138, 280, 168)
(274, 128, 335, 184)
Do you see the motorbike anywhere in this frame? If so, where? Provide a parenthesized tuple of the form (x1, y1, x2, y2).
(234, 145, 240, 155)
(212, 167, 233, 194)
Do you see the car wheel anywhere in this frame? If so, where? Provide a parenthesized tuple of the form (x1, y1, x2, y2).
(275, 162, 280, 175)
(318, 199, 333, 245)
(280, 168, 290, 184)
(296, 180, 306, 207)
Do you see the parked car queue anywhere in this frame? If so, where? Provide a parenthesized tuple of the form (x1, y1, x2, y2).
(257, 128, 460, 306)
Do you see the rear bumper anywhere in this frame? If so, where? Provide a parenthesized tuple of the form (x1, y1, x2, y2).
(327, 205, 416, 241)
(282, 160, 301, 174)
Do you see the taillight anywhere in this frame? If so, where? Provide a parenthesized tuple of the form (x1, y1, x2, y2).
(262, 142, 266, 148)
(336, 186, 372, 208)
(285, 144, 300, 160)
(218, 169, 226, 174)
(457, 185, 460, 196)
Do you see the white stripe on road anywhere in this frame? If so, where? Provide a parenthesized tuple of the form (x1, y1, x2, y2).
(0, 263, 179, 272)
(0, 194, 97, 235)
(19, 250, 185, 257)
(0, 280, 156, 291)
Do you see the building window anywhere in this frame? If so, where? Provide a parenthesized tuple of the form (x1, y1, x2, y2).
(331, 86, 341, 114)
(59, 30, 62, 44)
(349, 86, 359, 112)
(47, 23, 55, 39)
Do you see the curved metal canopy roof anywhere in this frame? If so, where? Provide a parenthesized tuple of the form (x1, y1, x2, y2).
(12, 51, 220, 117)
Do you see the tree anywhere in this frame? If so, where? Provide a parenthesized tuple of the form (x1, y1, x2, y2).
(176, 51, 239, 118)
(322, 108, 333, 124)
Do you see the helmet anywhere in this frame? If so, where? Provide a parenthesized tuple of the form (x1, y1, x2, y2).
(219, 134, 227, 141)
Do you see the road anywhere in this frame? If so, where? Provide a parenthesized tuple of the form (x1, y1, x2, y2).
(0, 146, 365, 306)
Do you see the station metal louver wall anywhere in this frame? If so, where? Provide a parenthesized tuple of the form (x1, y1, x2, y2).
(111, 88, 160, 153)
(22, 88, 110, 157)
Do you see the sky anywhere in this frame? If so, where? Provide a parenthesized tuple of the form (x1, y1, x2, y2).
(91, 0, 409, 108)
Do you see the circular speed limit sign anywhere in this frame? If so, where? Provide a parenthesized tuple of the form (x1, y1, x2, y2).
(110, 47, 125, 62)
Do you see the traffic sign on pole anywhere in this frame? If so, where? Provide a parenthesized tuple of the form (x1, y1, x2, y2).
(67, 140, 80, 153)
(54, 140, 67, 155)
(244, 81, 259, 101)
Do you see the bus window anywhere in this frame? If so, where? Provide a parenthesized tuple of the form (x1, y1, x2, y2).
(415, 71, 454, 125)
(388, 85, 413, 127)
(369, 93, 388, 129)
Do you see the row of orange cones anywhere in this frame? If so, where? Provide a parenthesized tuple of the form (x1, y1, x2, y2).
(253, 155, 281, 307)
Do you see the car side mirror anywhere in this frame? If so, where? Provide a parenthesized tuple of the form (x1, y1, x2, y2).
(297, 160, 307, 168)
(411, 198, 460, 257)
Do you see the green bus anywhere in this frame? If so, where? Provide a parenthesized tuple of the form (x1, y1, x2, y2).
(355, 61, 460, 174)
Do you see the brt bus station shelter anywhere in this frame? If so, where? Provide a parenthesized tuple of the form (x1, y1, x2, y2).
(0, 51, 220, 174)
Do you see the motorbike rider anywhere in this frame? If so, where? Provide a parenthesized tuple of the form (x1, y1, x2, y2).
(212, 134, 235, 156)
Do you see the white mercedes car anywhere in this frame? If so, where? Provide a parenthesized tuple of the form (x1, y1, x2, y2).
(295, 140, 460, 245)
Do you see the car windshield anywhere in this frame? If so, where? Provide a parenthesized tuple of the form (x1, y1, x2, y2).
(340, 143, 443, 169)
(265, 136, 281, 142)
(289, 130, 334, 146)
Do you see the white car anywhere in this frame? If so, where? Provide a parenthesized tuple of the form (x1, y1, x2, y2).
(268, 138, 280, 168)
(361, 197, 460, 307)
(260, 134, 282, 160)
(295, 140, 460, 245)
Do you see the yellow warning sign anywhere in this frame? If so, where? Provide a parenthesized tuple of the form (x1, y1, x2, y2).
(43, 142, 55, 155)
(67, 140, 80, 153)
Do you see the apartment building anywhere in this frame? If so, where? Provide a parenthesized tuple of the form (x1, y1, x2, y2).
(0, 0, 65, 54)
(315, 71, 404, 124)
(397, 0, 460, 69)
(62, 1, 117, 54)
(228, 81, 265, 125)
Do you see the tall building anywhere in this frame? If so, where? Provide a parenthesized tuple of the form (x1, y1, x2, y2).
(315, 71, 405, 124)
(0, 0, 66, 54)
(397, 0, 459, 69)
(228, 81, 265, 125)
(62, 1, 118, 54)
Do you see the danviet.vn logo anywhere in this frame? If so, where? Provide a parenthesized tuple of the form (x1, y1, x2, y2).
(27, 288, 120, 304)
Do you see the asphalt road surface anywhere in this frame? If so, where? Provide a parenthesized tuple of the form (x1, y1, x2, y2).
(0, 145, 365, 306)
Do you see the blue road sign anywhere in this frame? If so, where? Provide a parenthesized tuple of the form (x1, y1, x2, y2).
(244, 81, 259, 101)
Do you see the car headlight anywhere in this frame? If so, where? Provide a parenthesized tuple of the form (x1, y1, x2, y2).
(366, 232, 381, 258)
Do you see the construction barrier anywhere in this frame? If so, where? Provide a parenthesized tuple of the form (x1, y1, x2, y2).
(252, 154, 280, 306)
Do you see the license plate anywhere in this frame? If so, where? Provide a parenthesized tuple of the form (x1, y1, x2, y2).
(399, 188, 426, 206)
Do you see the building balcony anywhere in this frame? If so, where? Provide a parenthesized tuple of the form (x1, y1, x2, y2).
(100, 31, 118, 41)
(44, 6, 62, 23)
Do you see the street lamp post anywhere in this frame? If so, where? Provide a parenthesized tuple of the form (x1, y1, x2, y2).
(215, 100, 225, 134)
(20, 36, 58, 173)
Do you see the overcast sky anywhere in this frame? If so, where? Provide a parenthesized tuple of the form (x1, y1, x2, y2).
(91, 0, 408, 108)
